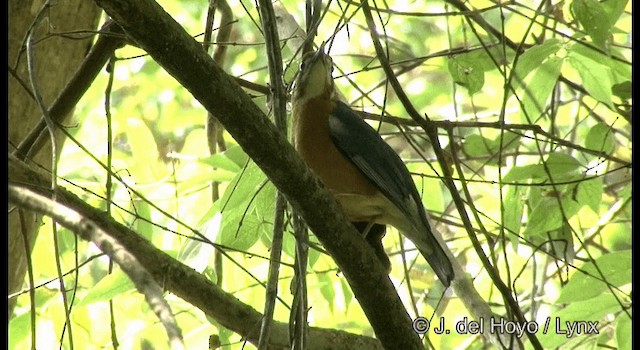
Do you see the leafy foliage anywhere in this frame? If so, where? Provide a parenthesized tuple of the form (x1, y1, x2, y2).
(10, 0, 631, 348)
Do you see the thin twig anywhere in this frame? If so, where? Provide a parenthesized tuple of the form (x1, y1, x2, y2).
(256, 0, 289, 346)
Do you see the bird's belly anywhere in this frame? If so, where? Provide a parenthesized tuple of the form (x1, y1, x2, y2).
(335, 192, 408, 230)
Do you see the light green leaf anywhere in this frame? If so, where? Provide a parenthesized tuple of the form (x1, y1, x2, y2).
(317, 273, 336, 313)
(8, 311, 30, 348)
(447, 56, 485, 94)
(340, 278, 354, 314)
(215, 161, 270, 251)
(503, 164, 544, 183)
(540, 293, 621, 348)
(462, 134, 491, 157)
(512, 38, 562, 89)
(524, 195, 581, 238)
(575, 177, 604, 212)
(601, 0, 629, 25)
(546, 153, 583, 176)
(135, 200, 154, 241)
(585, 122, 615, 154)
(125, 117, 161, 180)
(556, 250, 631, 303)
(567, 53, 614, 107)
(217, 209, 265, 251)
(198, 153, 242, 172)
(176, 168, 235, 193)
(616, 314, 631, 350)
(503, 185, 526, 242)
(463, 133, 521, 158)
(556, 292, 622, 320)
(217, 162, 265, 213)
(571, 0, 612, 48)
(521, 57, 564, 121)
(223, 145, 250, 167)
(568, 43, 631, 86)
(78, 270, 134, 306)
(504, 153, 582, 183)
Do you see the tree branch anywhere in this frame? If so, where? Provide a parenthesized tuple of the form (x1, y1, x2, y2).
(8, 155, 383, 350)
(8, 183, 185, 350)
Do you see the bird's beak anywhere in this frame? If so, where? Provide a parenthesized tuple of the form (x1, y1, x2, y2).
(315, 41, 327, 59)
(306, 41, 328, 67)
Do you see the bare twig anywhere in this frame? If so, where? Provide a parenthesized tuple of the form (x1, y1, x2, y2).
(256, 0, 289, 347)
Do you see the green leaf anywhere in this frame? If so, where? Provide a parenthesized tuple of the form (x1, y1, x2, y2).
(601, 0, 629, 25)
(524, 195, 581, 238)
(575, 177, 604, 212)
(616, 314, 631, 350)
(461, 46, 512, 71)
(223, 145, 250, 167)
(462, 134, 490, 158)
(540, 293, 621, 348)
(556, 250, 631, 303)
(317, 273, 336, 313)
(512, 38, 562, 89)
(218, 162, 265, 213)
(125, 117, 161, 180)
(340, 278, 354, 314)
(135, 200, 154, 241)
(463, 133, 521, 158)
(176, 168, 235, 194)
(504, 153, 582, 183)
(558, 292, 623, 320)
(612, 81, 632, 100)
(503, 164, 543, 183)
(198, 153, 242, 173)
(78, 270, 135, 306)
(546, 153, 583, 176)
(8, 311, 30, 348)
(447, 56, 485, 94)
(568, 43, 631, 86)
(571, 0, 612, 48)
(217, 210, 266, 251)
(521, 56, 564, 121)
(567, 53, 614, 107)
(585, 122, 615, 154)
(215, 161, 270, 251)
(503, 185, 526, 242)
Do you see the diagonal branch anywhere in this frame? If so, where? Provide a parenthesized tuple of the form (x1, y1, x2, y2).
(8, 155, 382, 350)
(8, 183, 185, 350)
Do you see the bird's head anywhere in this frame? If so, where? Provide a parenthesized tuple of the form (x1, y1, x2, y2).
(292, 42, 335, 103)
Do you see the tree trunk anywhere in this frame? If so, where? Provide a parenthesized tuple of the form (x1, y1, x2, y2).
(8, 0, 101, 318)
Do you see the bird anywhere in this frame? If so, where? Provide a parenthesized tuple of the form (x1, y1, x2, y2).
(291, 43, 454, 287)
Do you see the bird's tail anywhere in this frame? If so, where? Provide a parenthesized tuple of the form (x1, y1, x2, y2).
(417, 245, 454, 287)
(408, 216, 454, 287)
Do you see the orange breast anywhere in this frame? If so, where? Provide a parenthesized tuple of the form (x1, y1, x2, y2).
(293, 97, 378, 197)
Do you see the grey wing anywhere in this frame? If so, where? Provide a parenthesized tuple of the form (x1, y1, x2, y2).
(328, 101, 454, 286)
(328, 101, 418, 220)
